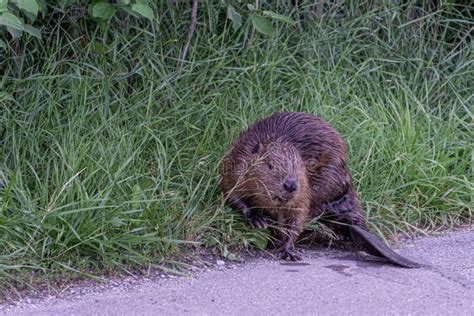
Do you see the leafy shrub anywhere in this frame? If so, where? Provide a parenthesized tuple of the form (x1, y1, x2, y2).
(0, 0, 42, 46)
(0, 0, 296, 50)
(0, 0, 156, 48)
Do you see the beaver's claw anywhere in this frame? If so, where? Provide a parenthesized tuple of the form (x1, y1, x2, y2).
(280, 247, 302, 261)
(246, 213, 268, 229)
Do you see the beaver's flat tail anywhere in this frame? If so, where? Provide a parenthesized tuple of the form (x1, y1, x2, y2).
(349, 226, 420, 268)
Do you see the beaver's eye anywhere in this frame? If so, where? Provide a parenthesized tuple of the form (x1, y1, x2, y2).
(267, 163, 273, 170)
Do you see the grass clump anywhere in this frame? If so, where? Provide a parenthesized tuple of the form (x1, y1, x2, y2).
(0, 2, 472, 295)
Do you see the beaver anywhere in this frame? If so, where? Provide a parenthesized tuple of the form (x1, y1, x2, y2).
(220, 111, 419, 267)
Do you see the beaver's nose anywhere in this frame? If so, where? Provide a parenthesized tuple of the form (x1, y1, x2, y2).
(283, 178, 297, 193)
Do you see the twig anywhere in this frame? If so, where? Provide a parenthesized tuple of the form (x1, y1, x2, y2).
(179, 0, 199, 69)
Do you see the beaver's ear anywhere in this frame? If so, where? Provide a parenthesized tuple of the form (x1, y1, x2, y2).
(251, 143, 262, 154)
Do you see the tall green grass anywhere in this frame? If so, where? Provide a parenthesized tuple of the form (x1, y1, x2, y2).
(0, 2, 472, 294)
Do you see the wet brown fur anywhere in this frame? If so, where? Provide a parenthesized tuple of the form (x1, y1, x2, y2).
(220, 112, 366, 260)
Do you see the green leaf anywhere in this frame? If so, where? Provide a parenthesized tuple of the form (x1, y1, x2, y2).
(263, 10, 296, 25)
(247, 4, 256, 11)
(0, 92, 15, 101)
(37, 0, 48, 17)
(0, 39, 6, 50)
(131, 3, 154, 21)
(250, 234, 268, 250)
(226, 4, 242, 30)
(92, 2, 117, 19)
(226, 253, 241, 261)
(93, 41, 106, 55)
(13, 0, 40, 16)
(22, 10, 37, 23)
(0, 0, 7, 13)
(130, 183, 144, 210)
(7, 26, 22, 39)
(57, 0, 75, 10)
(110, 217, 125, 227)
(221, 245, 230, 258)
(23, 24, 41, 38)
(0, 12, 23, 30)
(251, 15, 274, 36)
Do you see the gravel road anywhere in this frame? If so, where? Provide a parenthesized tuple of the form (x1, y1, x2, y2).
(2, 229, 473, 315)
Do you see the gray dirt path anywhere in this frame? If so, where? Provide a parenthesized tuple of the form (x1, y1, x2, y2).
(2, 229, 473, 315)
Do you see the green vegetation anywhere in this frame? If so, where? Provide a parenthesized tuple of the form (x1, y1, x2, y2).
(0, 2, 472, 294)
